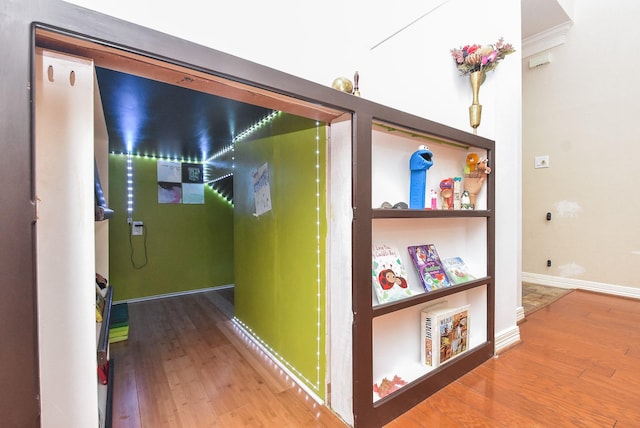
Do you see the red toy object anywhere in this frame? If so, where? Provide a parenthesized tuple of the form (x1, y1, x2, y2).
(373, 375, 408, 398)
(440, 178, 454, 210)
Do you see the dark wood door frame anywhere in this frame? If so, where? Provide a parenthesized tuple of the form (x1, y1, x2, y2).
(1, 1, 355, 426)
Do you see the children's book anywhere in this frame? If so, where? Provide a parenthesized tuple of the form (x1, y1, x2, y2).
(420, 304, 470, 368)
(407, 244, 451, 292)
(442, 257, 476, 284)
(371, 243, 414, 304)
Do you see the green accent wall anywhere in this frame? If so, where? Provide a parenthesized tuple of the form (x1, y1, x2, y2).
(108, 155, 235, 301)
(233, 113, 327, 399)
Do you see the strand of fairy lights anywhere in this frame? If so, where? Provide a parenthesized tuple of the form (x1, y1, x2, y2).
(231, 317, 323, 404)
(119, 112, 323, 396)
(232, 110, 280, 144)
(314, 121, 322, 391)
(114, 153, 233, 205)
(206, 173, 233, 184)
(232, 118, 324, 396)
(113, 152, 203, 164)
(126, 152, 133, 221)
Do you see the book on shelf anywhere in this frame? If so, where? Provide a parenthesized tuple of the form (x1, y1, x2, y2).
(110, 303, 129, 326)
(371, 243, 414, 304)
(109, 335, 128, 344)
(109, 325, 129, 335)
(442, 257, 476, 284)
(420, 304, 470, 368)
(407, 244, 451, 292)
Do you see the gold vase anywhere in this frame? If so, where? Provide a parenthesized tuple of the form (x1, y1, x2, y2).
(469, 70, 486, 135)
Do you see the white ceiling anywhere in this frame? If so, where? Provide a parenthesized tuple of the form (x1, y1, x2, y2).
(522, 0, 573, 39)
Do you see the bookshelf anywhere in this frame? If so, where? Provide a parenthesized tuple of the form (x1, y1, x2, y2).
(351, 111, 495, 427)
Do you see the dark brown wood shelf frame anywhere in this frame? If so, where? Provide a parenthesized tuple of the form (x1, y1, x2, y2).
(352, 111, 495, 427)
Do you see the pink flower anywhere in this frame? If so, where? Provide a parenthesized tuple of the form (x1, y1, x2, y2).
(451, 38, 515, 75)
(450, 48, 465, 64)
(464, 44, 480, 54)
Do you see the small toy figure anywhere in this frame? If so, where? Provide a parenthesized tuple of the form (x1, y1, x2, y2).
(477, 157, 491, 174)
(430, 189, 438, 210)
(461, 190, 472, 209)
(464, 154, 491, 209)
(440, 178, 454, 210)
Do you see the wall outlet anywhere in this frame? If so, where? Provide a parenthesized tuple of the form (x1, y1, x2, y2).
(132, 221, 144, 236)
(534, 155, 550, 169)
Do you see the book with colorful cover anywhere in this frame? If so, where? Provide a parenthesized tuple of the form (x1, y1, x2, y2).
(442, 257, 476, 284)
(407, 244, 451, 292)
(420, 304, 470, 368)
(371, 243, 414, 304)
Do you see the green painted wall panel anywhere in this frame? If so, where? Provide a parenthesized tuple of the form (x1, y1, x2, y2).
(233, 113, 327, 398)
(108, 155, 234, 301)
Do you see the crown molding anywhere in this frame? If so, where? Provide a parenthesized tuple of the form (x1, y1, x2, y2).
(522, 21, 573, 58)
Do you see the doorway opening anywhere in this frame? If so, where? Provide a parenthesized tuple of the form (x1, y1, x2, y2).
(34, 25, 348, 420)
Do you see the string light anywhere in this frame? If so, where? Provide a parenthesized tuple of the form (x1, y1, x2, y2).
(205, 183, 234, 206)
(232, 110, 280, 144)
(112, 151, 206, 162)
(126, 152, 133, 221)
(231, 118, 324, 397)
(206, 173, 233, 183)
(314, 121, 322, 391)
(116, 114, 323, 394)
(203, 144, 234, 164)
(232, 317, 324, 405)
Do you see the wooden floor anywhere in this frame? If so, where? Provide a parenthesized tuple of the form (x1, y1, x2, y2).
(112, 289, 640, 427)
(388, 290, 640, 427)
(110, 290, 346, 427)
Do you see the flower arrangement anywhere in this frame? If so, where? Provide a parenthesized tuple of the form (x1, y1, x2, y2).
(450, 37, 515, 76)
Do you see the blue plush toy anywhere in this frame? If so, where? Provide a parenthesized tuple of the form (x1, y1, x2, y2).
(409, 145, 434, 209)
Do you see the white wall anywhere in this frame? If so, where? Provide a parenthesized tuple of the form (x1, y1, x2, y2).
(522, 0, 640, 297)
(36, 48, 99, 428)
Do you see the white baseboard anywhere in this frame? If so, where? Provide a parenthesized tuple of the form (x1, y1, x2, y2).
(495, 324, 521, 353)
(115, 284, 234, 304)
(515, 306, 525, 323)
(522, 273, 640, 299)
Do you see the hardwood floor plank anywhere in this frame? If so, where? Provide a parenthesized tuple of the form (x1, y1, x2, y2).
(110, 342, 142, 428)
(112, 289, 639, 428)
(216, 320, 290, 395)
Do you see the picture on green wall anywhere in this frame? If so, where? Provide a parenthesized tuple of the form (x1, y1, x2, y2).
(157, 160, 204, 204)
(158, 182, 182, 204)
(252, 162, 272, 215)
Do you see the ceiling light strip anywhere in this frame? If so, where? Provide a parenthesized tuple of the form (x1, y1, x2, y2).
(232, 110, 281, 144)
(111, 152, 206, 163)
(206, 173, 233, 184)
